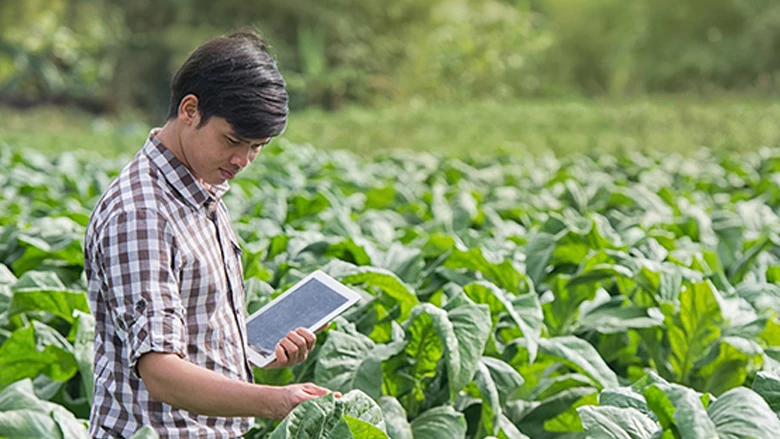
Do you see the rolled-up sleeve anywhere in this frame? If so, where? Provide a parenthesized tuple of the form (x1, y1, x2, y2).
(99, 208, 187, 377)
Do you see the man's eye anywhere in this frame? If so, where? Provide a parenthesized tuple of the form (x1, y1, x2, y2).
(226, 137, 240, 145)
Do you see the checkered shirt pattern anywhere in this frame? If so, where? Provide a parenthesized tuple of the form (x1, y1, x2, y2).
(84, 130, 254, 438)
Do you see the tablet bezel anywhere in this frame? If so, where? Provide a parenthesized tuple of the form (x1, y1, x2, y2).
(244, 270, 361, 368)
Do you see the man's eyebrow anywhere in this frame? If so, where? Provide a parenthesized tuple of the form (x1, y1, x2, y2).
(227, 131, 271, 146)
(226, 131, 245, 142)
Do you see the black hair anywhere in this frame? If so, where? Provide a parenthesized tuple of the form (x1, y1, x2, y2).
(168, 30, 288, 140)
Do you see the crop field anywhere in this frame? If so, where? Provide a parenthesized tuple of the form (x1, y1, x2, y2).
(3, 98, 780, 159)
(1, 138, 780, 438)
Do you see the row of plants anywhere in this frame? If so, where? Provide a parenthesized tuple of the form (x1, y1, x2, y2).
(1, 143, 780, 437)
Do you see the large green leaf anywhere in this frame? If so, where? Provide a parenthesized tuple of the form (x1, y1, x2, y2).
(268, 390, 388, 439)
(752, 371, 780, 416)
(378, 397, 413, 439)
(463, 281, 541, 363)
(666, 280, 723, 384)
(0, 264, 16, 285)
(0, 324, 78, 389)
(643, 383, 717, 438)
(70, 310, 95, 404)
(707, 387, 780, 439)
(578, 299, 663, 334)
(402, 303, 491, 404)
(0, 409, 65, 439)
(345, 416, 390, 439)
(598, 387, 653, 420)
(538, 336, 619, 390)
(444, 248, 525, 295)
(340, 266, 420, 320)
(691, 336, 763, 395)
(446, 304, 492, 399)
(9, 289, 90, 323)
(525, 233, 555, 286)
(0, 379, 89, 439)
(409, 406, 467, 439)
(578, 406, 658, 439)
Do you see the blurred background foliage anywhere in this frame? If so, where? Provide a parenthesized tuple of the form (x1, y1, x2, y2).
(1, 0, 779, 121)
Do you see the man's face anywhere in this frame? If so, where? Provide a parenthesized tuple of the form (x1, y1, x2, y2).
(181, 115, 271, 186)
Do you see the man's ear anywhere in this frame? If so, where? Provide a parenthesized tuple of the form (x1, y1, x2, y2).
(178, 94, 200, 126)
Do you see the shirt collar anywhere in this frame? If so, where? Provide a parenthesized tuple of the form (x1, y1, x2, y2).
(142, 129, 230, 209)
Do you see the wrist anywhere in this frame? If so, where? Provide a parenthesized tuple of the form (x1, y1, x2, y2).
(251, 384, 285, 419)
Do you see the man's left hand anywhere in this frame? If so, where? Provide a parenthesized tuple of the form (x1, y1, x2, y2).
(265, 327, 318, 369)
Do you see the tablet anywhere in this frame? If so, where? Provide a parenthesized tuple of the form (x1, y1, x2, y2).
(245, 270, 361, 367)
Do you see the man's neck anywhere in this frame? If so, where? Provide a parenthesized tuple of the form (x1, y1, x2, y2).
(155, 122, 213, 192)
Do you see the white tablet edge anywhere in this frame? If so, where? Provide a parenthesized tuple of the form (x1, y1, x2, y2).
(244, 270, 361, 368)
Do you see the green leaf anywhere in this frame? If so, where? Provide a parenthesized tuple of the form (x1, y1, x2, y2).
(707, 387, 780, 439)
(403, 303, 491, 403)
(481, 357, 524, 406)
(538, 336, 619, 390)
(666, 280, 723, 384)
(345, 416, 389, 439)
(447, 304, 492, 399)
(598, 387, 653, 419)
(753, 371, 780, 416)
(729, 236, 772, 284)
(543, 390, 597, 433)
(0, 409, 64, 439)
(268, 390, 386, 439)
(0, 264, 16, 285)
(409, 406, 467, 439)
(644, 383, 717, 438)
(518, 387, 596, 436)
(567, 263, 634, 289)
(12, 270, 66, 290)
(578, 406, 658, 439)
(463, 282, 541, 363)
(472, 360, 507, 437)
(315, 328, 380, 398)
(0, 379, 89, 439)
(692, 336, 762, 395)
(543, 274, 599, 336)
(378, 397, 412, 439)
(9, 289, 90, 323)
(525, 233, 555, 286)
(71, 311, 95, 404)
(578, 301, 663, 334)
(444, 248, 525, 295)
(0, 324, 79, 389)
(341, 267, 420, 320)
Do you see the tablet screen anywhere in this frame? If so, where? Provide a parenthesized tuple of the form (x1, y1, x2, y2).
(246, 277, 350, 356)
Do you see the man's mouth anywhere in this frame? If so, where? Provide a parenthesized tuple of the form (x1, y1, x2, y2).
(220, 168, 238, 180)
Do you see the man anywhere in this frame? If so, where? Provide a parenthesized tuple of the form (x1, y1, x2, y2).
(84, 31, 334, 438)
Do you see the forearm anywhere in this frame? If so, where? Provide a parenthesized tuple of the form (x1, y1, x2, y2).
(137, 352, 282, 418)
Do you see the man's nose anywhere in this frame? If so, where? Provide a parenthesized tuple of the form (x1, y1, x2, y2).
(231, 148, 251, 168)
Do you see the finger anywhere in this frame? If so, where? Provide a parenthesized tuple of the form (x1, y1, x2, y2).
(302, 383, 331, 397)
(286, 329, 308, 349)
(275, 341, 289, 364)
(279, 337, 301, 363)
(294, 327, 317, 350)
(315, 322, 330, 333)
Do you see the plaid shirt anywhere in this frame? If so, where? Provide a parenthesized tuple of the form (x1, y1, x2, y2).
(85, 130, 254, 438)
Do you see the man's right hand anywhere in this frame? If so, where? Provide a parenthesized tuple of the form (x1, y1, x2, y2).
(269, 383, 341, 420)
(138, 352, 340, 419)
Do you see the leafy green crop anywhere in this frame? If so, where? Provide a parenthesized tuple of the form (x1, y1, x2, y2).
(2, 143, 780, 438)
